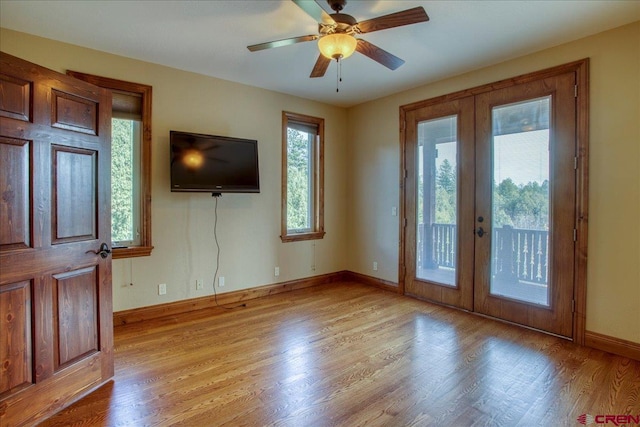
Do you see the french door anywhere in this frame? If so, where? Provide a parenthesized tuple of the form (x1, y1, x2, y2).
(402, 63, 586, 338)
(404, 97, 475, 311)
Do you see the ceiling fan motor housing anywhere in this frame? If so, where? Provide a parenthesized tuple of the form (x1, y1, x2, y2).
(327, 0, 347, 12)
(320, 13, 357, 36)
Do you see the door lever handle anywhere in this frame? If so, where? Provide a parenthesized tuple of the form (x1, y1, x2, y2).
(86, 242, 112, 259)
(476, 227, 485, 238)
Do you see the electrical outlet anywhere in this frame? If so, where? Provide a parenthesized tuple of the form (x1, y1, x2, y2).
(373, 261, 378, 271)
(274, 266, 280, 277)
(391, 206, 397, 216)
(158, 283, 167, 295)
(196, 279, 203, 290)
(218, 276, 225, 287)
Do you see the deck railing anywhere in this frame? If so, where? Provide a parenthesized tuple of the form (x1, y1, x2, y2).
(418, 223, 549, 285)
(493, 225, 549, 284)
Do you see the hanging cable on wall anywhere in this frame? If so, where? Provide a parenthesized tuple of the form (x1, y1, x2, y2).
(128, 259, 134, 287)
(211, 193, 246, 310)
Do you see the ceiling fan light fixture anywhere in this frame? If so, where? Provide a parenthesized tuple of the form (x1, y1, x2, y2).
(318, 33, 357, 60)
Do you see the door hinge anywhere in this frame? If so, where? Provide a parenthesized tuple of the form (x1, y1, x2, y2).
(572, 300, 575, 313)
(403, 218, 408, 228)
(573, 229, 577, 242)
(574, 156, 578, 170)
(404, 169, 408, 179)
(574, 85, 578, 98)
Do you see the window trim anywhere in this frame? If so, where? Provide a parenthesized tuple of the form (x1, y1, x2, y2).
(67, 70, 153, 258)
(281, 111, 325, 242)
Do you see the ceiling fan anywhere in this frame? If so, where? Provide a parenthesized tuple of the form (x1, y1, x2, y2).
(247, 0, 429, 78)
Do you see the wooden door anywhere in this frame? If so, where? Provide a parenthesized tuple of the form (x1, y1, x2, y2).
(0, 52, 113, 426)
(401, 64, 584, 339)
(473, 73, 576, 337)
(403, 97, 475, 311)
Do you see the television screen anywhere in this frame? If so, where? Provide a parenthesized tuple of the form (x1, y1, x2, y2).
(170, 131, 260, 193)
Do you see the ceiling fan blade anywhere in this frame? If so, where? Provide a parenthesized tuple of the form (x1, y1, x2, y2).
(310, 54, 331, 78)
(292, 0, 335, 25)
(356, 7, 429, 34)
(356, 39, 405, 70)
(247, 35, 318, 52)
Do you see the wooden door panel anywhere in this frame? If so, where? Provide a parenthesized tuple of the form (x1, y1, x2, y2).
(52, 146, 97, 243)
(0, 281, 32, 397)
(54, 267, 99, 368)
(51, 89, 98, 135)
(2, 353, 103, 425)
(0, 74, 31, 122)
(0, 51, 113, 426)
(0, 137, 30, 249)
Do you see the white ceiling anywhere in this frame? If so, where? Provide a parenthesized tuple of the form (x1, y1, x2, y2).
(1, 1, 639, 107)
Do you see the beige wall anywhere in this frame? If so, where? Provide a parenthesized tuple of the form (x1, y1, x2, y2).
(0, 28, 349, 312)
(2, 21, 638, 344)
(347, 21, 640, 343)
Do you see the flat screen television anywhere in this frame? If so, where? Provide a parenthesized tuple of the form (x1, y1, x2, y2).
(170, 130, 260, 193)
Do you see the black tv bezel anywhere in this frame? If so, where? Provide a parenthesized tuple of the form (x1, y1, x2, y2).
(169, 130, 260, 194)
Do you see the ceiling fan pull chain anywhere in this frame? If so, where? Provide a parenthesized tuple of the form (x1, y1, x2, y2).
(336, 57, 340, 92)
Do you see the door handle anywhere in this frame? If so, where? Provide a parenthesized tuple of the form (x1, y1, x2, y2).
(86, 242, 112, 259)
(476, 227, 485, 237)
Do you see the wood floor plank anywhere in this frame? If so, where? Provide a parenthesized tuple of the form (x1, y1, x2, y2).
(38, 282, 640, 426)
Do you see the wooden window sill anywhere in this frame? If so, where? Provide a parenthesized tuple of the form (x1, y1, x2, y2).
(113, 246, 154, 259)
(281, 231, 325, 243)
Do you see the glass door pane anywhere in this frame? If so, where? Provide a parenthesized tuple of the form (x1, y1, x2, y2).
(416, 116, 457, 286)
(490, 97, 551, 306)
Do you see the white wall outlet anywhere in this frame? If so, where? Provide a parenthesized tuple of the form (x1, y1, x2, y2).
(218, 276, 225, 287)
(158, 283, 167, 295)
(373, 261, 378, 271)
(274, 266, 280, 277)
(391, 206, 398, 216)
(196, 279, 203, 290)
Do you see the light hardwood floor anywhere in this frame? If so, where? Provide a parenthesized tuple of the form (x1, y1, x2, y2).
(40, 282, 639, 426)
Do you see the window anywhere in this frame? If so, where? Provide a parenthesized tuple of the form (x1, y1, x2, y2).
(111, 116, 141, 246)
(67, 71, 153, 258)
(281, 112, 325, 242)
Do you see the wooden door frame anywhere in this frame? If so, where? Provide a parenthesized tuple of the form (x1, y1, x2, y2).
(399, 59, 589, 344)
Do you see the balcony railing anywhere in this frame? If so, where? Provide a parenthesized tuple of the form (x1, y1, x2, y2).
(418, 223, 549, 286)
